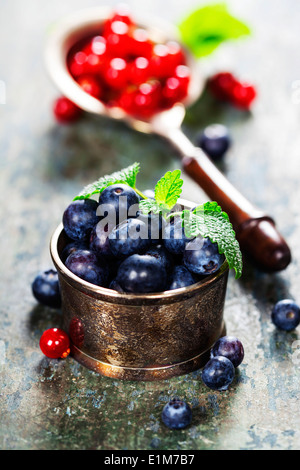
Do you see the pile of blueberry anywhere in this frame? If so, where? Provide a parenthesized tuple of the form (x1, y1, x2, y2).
(60, 183, 225, 294)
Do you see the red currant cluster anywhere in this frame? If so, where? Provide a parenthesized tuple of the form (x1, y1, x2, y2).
(208, 72, 256, 110)
(54, 6, 190, 123)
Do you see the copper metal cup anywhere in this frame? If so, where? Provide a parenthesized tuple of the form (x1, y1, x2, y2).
(50, 200, 229, 381)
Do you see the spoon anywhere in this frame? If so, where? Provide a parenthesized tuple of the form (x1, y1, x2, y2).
(45, 7, 291, 272)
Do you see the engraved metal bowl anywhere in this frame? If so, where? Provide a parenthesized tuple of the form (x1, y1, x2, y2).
(50, 199, 229, 381)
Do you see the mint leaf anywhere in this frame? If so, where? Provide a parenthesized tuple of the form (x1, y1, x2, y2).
(178, 3, 251, 58)
(139, 198, 169, 216)
(154, 169, 183, 209)
(73, 163, 140, 200)
(183, 202, 243, 279)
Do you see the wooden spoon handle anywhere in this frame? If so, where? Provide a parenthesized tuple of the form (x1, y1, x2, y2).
(165, 128, 291, 272)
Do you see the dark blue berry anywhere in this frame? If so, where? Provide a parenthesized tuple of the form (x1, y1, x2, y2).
(116, 254, 168, 293)
(211, 336, 244, 368)
(161, 398, 192, 430)
(163, 217, 192, 255)
(144, 244, 173, 274)
(32, 269, 61, 308)
(168, 265, 196, 290)
(109, 218, 151, 258)
(65, 249, 108, 286)
(196, 124, 231, 160)
(109, 279, 125, 293)
(98, 184, 140, 225)
(60, 240, 88, 262)
(271, 299, 300, 331)
(139, 212, 166, 244)
(202, 356, 235, 391)
(183, 237, 225, 275)
(63, 199, 99, 241)
(89, 223, 113, 259)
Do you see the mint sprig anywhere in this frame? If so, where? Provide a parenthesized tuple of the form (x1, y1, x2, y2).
(182, 202, 243, 279)
(73, 162, 140, 200)
(178, 3, 251, 58)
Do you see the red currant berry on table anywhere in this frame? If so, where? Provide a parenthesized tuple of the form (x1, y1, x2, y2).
(208, 72, 238, 100)
(105, 57, 129, 89)
(77, 75, 103, 99)
(39, 328, 70, 359)
(231, 82, 257, 110)
(53, 96, 82, 123)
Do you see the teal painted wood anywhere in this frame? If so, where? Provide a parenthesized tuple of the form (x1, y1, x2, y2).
(0, 0, 299, 450)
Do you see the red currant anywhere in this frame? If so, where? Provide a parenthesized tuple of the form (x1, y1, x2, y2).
(77, 75, 103, 99)
(128, 57, 151, 85)
(174, 65, 190, 95)
(166, 41, 186, 68)
(209, 72, 238, 100)
(162, 77, 186, 108)
(105, 21, 131, 57)
(53, 96, 82, 123)
(119, 80, 161, 118)
(105, 57, 129, 89)
(90, 35, 107, 57)
(110, 3, 133, 26)
(150, 44, 170, 78)
(68, 50, 89, 78)
(129, 28, 153, 58)
(39, 328, 70, 359)
(231, 82, 256, 109)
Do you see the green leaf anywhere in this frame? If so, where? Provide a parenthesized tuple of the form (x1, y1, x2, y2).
(139, 198, 169, 216)
(183, 202, 243, 279)
(178, 3, 251, 58)
(154, 169, 183, 209)
(73, 163, 140, 200)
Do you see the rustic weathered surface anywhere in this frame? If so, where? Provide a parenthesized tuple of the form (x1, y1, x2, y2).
(0, 0, 300, 450)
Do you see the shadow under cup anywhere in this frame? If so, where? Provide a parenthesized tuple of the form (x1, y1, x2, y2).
(50, 206, 229, 381)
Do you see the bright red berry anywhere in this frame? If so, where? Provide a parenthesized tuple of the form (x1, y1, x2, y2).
(119, 80, 161, 118)
(128, 57, 151, 85)
(105, 21, 131, 57)
(129, 28, 153, 58)
(77, 75, 103, 99)
(166, 41, 186, 68)
(209, 72, 238, 100)
(39, 328, 70, 359)
(231, 82, 256, 109)
(110, 3, 133, 26)
(68, 50, 89, 78)
(105, 57, 128, 89)
(150, 44, 170, 78)
(53, 96, 82, 123)
(174, 65, 190, 95)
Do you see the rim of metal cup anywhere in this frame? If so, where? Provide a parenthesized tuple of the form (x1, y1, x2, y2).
(50, 199, 229, 306)
(44, 6, 204, 131)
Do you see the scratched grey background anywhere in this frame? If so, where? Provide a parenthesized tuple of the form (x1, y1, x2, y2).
(1, 0, 300, 450)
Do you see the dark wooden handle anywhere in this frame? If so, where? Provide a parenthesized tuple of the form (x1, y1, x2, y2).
(181, 153, 291, 272)
(164, 128, 291, 272)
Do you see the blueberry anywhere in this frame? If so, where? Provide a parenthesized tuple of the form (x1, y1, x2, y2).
(65, 249, 108, 286)
(168, 265, 196, 290)
(139, 212, 166, 244)
(183, 237, 225, 275)
(271, 299, 300, 331)
(98, 184, 140, 225)
(60, 240, 88, 262)
(63, 199, 99, 241)
(202, 356, 235, 391)
(109, 279, 125, 293)
(32, 269, 61, 308)
(161, 398, 192, 430)
(109, 218, 151, 258)
(163, 217, 192, 255)
(211, 336, 244, 368)
(89, 223, 114, 259)
(144, 244, 173, 274)
(196, 124, 231, 160)
(116, 254, 168, 293)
